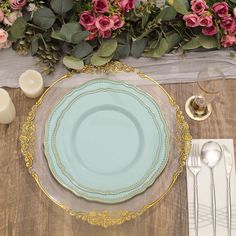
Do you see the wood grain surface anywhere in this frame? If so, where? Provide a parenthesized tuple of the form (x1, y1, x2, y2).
(0, 80, 235, 236)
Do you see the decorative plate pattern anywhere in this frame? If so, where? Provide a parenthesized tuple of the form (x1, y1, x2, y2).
(44, 79, 169, 203)
(19, 62, 192, 227)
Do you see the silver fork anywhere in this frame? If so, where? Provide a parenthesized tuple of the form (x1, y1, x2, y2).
(188, 143, 201, 236)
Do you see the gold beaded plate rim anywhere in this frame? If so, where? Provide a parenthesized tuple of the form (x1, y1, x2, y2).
(19, 61, 192, 228)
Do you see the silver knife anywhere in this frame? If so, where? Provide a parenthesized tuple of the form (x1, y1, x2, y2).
(223, 144, 233, 236)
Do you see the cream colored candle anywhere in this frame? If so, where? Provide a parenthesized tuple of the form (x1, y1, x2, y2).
(0, 88, 16, 124)
(19, 70, 44, 98)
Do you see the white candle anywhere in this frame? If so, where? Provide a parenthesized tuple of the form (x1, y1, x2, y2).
(19, 70, 44, 98)
(0, 88, 16, 124)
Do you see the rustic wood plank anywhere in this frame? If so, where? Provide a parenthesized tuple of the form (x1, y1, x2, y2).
(0, 80, 235, 236)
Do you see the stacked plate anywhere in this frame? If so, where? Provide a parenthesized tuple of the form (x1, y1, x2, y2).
(44, 79, 170, 204)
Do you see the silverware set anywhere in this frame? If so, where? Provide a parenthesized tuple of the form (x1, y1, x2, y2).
(187, 141, 234, 236)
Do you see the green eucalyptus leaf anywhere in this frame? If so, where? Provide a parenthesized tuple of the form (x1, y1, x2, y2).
(114, 43, 130, 59)
(198, 35, 218, 49)
(91, 52, 113, 66)
(142, 14, 149, 28)
(51, 0, 74, 14)
(166, 32, 182, 51)
(10, 17, 27, 39)
(58, 22, 80, 42)
(63, 56, 84, 70)
(84, 55, 92, 65)
(98, 39, 117, 57)
(149, 40, 159, 49)
(30, 36, 39, 55)
(135, 29, 153, 41)
(173, 0, 189, 15)
(72, 41, 93, 59)
(33, 7, 56, 29)
(182, 38, 201, 49)
(51, 31, 64, 41)
(148, 38, 169, 58)
(71, 31, 90, 44)
(131, 38, 148, 58)
(156, 6, 177, 21)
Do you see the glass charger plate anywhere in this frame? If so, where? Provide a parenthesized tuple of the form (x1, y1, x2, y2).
(44, 79, 169, 203)
(19, 62, 191, 227)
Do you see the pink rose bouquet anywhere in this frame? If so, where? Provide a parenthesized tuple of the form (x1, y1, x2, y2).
(183, 0, 236, 47)
(79, 0, 135, 39)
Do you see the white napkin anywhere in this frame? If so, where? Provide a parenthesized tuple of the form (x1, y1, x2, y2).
(187, 139, 236, 236)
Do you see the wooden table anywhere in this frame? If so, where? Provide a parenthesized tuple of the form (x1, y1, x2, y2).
(1, 80, 235, 236)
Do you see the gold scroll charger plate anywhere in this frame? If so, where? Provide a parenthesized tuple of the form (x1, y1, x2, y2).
(19, 62, 191, 227)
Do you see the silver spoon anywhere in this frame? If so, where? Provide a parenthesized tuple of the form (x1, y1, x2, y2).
(201, 141, 222, 236)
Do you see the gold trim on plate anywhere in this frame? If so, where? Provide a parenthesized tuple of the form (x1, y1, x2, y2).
(19, 61, 192, 228)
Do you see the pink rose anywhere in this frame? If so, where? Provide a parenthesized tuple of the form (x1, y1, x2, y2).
(92, 0, 109, 13)
(0, 29, 8, 44)
(0, 10, 4, 23)
(199, 15, 213, 27)
(212, 2, 229, 18)
(220, 16, 235, 33)
(202, 25, 218, 36)
(221, 34, 236, 47)
(95, 15, 114, 31)
(9, 0, 27, 10)
(191, 0, 208, 15)
(234, 8, 236, 18)
(79, 11, 96, 31)
(0, 40, 12, 49)
(118, 0, 136, 12)
(111, 14, 125, 30)
(3, 11, 22, 26)
(98, 30, 112, 38)
(183, 14, 199, 27)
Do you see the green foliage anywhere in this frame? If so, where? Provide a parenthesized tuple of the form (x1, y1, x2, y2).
(147, 38, 169, 58)
(7, 0, 224, 73)
(173, 0, 189, 15)
(97, 39, 118, 57)
(51, 22, 82, 43)
(182, 35, 218, 50)
(51, 0, 74, 15)
(63, 56, 84, 70)
(10, 17, 27, 39)
(131, 38, 148, 58)
(72, 41, 93, 59)
(33, 7, 56, 30)
(156, 6, 177, 21)
(91, 53, 113, 66)
(30, 35, 39, 55)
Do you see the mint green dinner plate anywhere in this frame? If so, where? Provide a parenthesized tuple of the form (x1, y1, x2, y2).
(44, 79, 169, 203)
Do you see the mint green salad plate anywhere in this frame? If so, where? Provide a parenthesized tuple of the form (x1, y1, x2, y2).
(44, 79, 169, 203)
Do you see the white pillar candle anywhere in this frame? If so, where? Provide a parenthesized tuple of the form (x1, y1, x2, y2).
(19, 70, 44, 98)
(0, 88, 16, 124)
